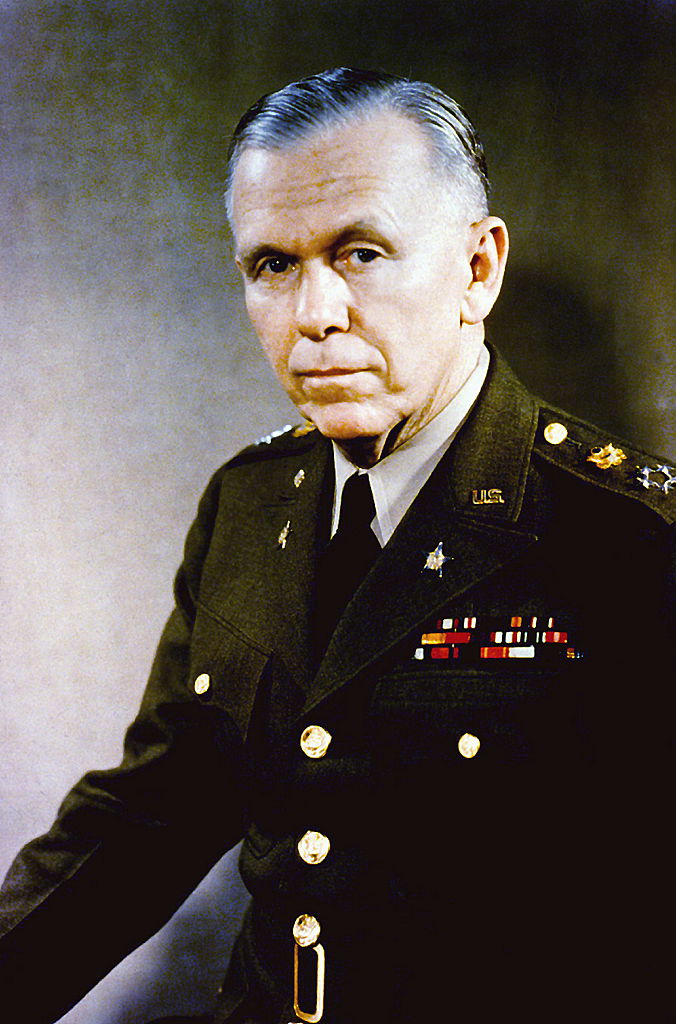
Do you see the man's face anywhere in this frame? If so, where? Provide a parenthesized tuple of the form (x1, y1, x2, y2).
(232, 111, 483, 460)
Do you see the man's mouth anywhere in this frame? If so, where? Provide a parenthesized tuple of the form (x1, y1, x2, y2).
(302, 368, 364, 377)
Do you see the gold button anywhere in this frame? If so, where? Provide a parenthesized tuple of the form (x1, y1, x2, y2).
(298, 830, 330, 865)
(543, 422, 568, 445)
(300, 725, 332, 759)
(293, 913, 321, 947)
(458, 732, 480, 759)
(193, 673, 211, 695)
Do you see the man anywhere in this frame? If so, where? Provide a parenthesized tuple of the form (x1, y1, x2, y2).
(0, 68, 673, 1024)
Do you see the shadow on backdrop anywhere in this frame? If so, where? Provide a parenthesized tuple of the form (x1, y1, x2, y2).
(491, 267, 631, 442)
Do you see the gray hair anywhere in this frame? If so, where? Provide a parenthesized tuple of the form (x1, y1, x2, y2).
(225, 67, 490, 223)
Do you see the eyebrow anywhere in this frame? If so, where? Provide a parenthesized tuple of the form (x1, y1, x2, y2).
(331, 221, 396, 251)
(237, 244, 288, 277)
(237, 220, 397, 276)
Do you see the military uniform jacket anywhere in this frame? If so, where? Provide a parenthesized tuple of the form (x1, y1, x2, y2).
(0, 351, 673, 1023)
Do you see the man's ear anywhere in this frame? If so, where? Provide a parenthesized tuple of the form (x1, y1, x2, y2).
(460, 217, 509, 325)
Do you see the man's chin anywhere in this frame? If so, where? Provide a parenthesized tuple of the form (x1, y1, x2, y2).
(296, 404, 403, 466)
(301, 405, 391, 444)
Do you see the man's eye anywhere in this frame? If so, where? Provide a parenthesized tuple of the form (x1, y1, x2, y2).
(344, 248, 380, 266)
(260, 255, 293, 275)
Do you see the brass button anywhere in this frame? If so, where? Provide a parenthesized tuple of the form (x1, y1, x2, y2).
(300, 725, 332, 759)
(193, 673, 211, 695)
(458, 732, 480, 759)
(293, 913, 321, 947)
(298, 830, 330, 865)
(543, 422, 568, 445)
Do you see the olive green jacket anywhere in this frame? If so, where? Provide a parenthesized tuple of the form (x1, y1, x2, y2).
(1, 351, 673, 1023)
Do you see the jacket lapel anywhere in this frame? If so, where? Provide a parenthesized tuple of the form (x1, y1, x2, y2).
(205, 431, 332, 694)
(302, 351, 543, 717)
(258, 438, 333, 691)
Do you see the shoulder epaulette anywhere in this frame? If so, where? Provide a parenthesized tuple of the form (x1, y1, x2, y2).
(255, 420, 318, 447)
(225, 421, 320, 469)
(533, 406, 675, 525)
(255, 423, 294, 446)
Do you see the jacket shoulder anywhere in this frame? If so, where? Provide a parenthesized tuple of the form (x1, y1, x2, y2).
(223, 421, 320, 470)
(532, 404, 675, 525)
(189, 420, 321, 534)
(177, 421, 323, 612)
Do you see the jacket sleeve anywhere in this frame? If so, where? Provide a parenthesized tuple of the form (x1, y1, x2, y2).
(0, 466, 248, 1023)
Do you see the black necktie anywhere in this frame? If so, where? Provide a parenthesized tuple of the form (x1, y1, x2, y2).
(313, 472, 381, 656)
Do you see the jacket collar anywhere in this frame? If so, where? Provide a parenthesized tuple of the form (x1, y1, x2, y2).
(301, 349, 542, 716)
(205, 351, 543, 713)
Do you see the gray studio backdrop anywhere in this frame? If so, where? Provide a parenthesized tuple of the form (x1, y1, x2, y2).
(1, 1, 673, 1021)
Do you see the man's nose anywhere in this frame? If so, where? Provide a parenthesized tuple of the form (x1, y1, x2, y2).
(295, 262, 350, 340)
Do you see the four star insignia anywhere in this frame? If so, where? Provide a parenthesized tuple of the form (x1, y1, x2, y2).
(637, 464, 676, 495)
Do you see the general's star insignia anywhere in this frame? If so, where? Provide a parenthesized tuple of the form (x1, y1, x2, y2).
(637, 464, 676, 494)
(256, 424, 293, 446)
(423, 541, 451, 577)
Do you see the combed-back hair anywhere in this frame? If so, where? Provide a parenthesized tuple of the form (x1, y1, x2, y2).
(225, 67, 490, 222)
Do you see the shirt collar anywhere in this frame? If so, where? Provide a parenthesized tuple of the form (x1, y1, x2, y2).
(331, 343, 490, 545)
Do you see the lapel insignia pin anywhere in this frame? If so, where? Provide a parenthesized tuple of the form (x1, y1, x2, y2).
(423, 541, 451, 578)
(471, 488, 505, 505)
(278, 520, 291, 549)
(587, 443, 626, 469)
(637, 464, 676, 494)
(294, 469, 305, 488)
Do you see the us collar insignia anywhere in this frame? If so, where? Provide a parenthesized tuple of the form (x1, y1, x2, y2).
(587, 443, 627, 469)
(471, 488, 505, 505)
(423, 541, 451, 578)
(637, 464, 676, 494)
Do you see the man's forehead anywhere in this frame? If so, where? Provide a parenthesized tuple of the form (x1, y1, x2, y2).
(236, 160, 395, 210)
(231, 111, 444, 243)
(232, 176, 418, 261)
(234, 108, 432, 178)
(234, 114, 436, 195)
